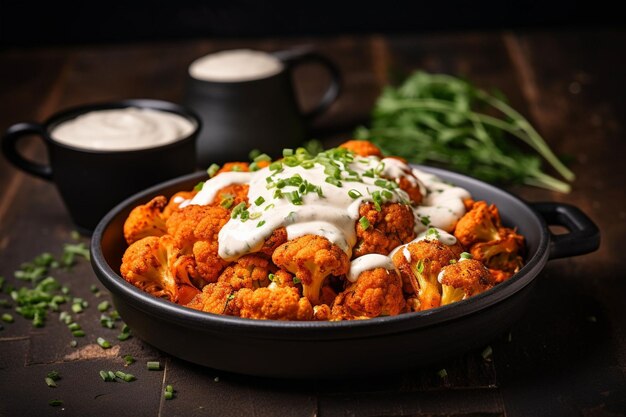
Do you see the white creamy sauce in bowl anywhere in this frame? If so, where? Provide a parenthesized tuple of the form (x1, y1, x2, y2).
(189, 49, 284, 82)
(188, 152, 472, 282)
(51, 107, 195, 151)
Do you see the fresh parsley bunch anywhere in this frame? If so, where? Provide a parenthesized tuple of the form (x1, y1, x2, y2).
(355, 71, 574, 192)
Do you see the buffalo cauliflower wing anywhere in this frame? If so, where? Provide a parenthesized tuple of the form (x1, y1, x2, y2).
(272, 235, 349, 305)
(123, 196, 168, 244)
(454, 201, 501, 247)
(392, 239, 462, 310)
(439, 257, 496, 305)
(353, 202, 416, 258)
(331, 267, 405, 320)
(166, 204, 231, 284)
(233, 286, 313, 320)
(121, 235, 200, 305)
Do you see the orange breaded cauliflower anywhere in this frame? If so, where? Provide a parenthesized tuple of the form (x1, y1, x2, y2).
(185, 281, 239, 315)
(233, 286, 313, 320)
(439, 258, 496, 305)
(470, 228, 525, 277)
(217, 254, 274, 290)
(392, 239, 462, 310)
(166, 204, 231, 284)
(353, 202, 416, 258)
(272, 235, 349, 305)
(332, 268, 405, 320)
(123, 196, 168, 244)
(121, 235, 200, 305)
(454, 201, 502, 247)
(339, 140, 383, 157)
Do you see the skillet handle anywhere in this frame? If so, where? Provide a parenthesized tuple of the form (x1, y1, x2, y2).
(530, 202, 600, 260)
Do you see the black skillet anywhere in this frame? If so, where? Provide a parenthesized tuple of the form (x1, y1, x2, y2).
(91, 167, 599, 378)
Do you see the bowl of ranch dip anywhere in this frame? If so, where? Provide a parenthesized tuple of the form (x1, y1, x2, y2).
(1, 99, 201, 233)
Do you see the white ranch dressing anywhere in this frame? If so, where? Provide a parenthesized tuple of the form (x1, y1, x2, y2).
(51, 107, 195, 151)
(216, 158, 411, 261)
(183, 153, 472, 284)
(411, 168, 471, 233)
(189, 49, 284, 82)
(347, 254, 397, 283)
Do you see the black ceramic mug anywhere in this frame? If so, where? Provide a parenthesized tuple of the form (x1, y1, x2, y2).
(184, 48, 342, 166)
(1, 99, 200, 233)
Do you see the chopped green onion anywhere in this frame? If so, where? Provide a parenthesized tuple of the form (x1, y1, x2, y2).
(220, 196, 234, 209)
(97, 337, 111, 349)
(97, 301, 110, 312)
(257, 220, 266, 228)
(71, 303, 83, 314)
(437, 368, 448, 379)
(460, 252, 472, 260)
(293, 277, 302, 284)
(70, 340, 77, 347)
(147, 361, 161, 371)
(253, 153, 271, 162)
(99, 370, 110, 381)
(45, 377, 57, 388)
(164, 391, 174, 400)
(248, 149, 261, 160)
(325, 177, 342, 187)
(282, 148, 294, 157)
(359, 216, 370, 230)
(254, 196, 265, 206)
(123, 354, 135, 366)
(68, 322, 81, 331)
(165, 384, 174, 393)
(2, 313, 14, 323)
(416, 259, 425, 274)
(47, 371, 60, 380)
(193, 181, 204, 192)
(268, 273, 276, 282)
(72, 330, 85, 337)
(348, 189, 362, 199)
(207, 163, 220, 177)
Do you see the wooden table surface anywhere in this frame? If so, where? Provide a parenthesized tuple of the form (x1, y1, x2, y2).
(1, 30, 625, 417)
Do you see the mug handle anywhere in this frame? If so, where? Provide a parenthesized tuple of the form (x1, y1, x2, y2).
(273, 48, 342, 121)
(2, 122, 53, 181)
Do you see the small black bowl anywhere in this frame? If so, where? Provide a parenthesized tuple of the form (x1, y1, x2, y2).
(2, 99, 200, 233)
(91, 167, 599, 378)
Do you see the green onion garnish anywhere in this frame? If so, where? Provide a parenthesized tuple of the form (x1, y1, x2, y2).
(193, 181, 204, 192)
(460, 252, 472, 260)
(147, 361, 161, 371)
(254, 196, 265, 206)
(207, 163, 220, 177)
(293, 277, 302, 284)
(348, 189, 362, 199)
(97, 337, 111, 349)
(257, 220, 266, 228)
(97, 301, 109, 312)
(123, 354, 135, 366)
(359, 216, 370, 230)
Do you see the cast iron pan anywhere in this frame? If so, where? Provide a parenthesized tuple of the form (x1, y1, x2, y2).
(91, 167, 600, 378)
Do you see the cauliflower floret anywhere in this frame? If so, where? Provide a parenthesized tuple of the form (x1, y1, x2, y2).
(331, 268, 405, 320)
(439, 258, 496, 305)
(339, 140, 383, 157)
(454, 201, 502, 247)
(185, 281, 239, 315)
(233, 286, 313, 320)
(470, 228, 525, 277)
(272, 235, 349, 305)
(121, 235, 200, 304)
(217, 254, 274, 290)
(391, 239, 461, 310)
(166, 204, 231, 284)
(123, 196, 168, 244)
(353, 202, 416, 258)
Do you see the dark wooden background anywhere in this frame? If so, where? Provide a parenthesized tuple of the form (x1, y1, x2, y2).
(1, 30, 625, 416)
